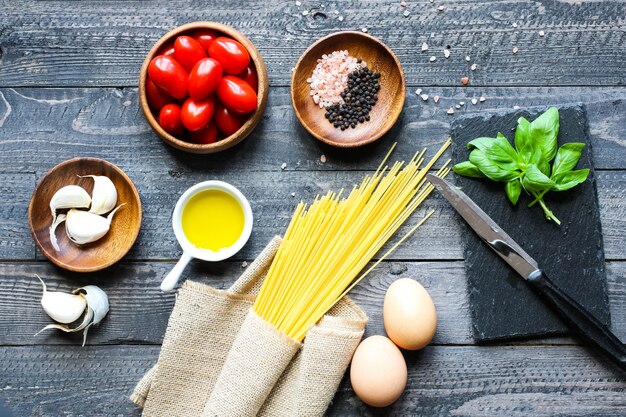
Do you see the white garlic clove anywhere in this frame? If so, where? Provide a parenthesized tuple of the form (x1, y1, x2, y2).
(49, 213, 67, 252)
(36, 307, 95, 347)
(79, 175, 118, 215)
(36, 275, 86, 324)
(49, 185, 91, 222)
(64, 203, 123, 245)
(74, 285, 109, 325)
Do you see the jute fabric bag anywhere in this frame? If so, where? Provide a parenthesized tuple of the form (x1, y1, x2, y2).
(131, 236, 368, 417)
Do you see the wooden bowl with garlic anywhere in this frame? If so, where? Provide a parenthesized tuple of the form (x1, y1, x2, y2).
(28, 158, 142, 272)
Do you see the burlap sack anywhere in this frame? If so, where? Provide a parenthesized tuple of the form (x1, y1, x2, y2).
(131, 236, 367, 417)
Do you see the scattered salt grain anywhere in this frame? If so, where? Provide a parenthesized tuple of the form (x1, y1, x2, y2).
(437, 5, 445, 11)
(429, 56, 437, 62)
(296, 0, 301, 5)
(421, 42, 429, 52)
(334, 10, 339, 14)
(362, 27, 368, 33)
(459, 101, 465, 106)
(513, 105, 520, 109)
(416, 88, 422, 95)
(460, 76, 469, 85)
(320, 154, 327, 163)
(455, 104, 460, 109)
(443, 49, 450, 58)
(302, 10, 309, 16)
(512, 22, 518, 28)
(338, 16, 344, 21)
(539, 30, 545, 37)
(465, 55, 471, 62)
(471, 98, 478, 105)
(281, 162, 287, 170)
(401, 0, 407, 6)
(420, 94, 429, 101)
(513, 46, 519, 54)
(242, 261, 248, 268)
(479, 96, 486, 102)
(433, 95, 440, 103)
(447, 107, 455, 115)
(403, 10, 411, 17)
(291, 192, 296, 197)
(470, 63, 478, 71)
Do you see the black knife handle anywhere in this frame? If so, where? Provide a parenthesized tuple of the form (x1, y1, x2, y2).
(527, 270, 626, 372)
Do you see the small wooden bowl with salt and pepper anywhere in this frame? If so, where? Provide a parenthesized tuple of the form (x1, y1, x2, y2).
(291, 31, 406, 148)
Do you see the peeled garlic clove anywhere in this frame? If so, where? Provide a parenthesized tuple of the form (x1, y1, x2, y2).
(49, 185, 91, 222)
(49, 213, 67, 252)
(75, 285, 109, 325)
(79, 175, 117, 215)
(36, 275, 86, 324)
(64, 204, 123, 245)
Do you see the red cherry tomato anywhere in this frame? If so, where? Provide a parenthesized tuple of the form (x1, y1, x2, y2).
(145, 77, 171, 112)
(214, 103, 246, 136)
(181, 97, 215, 132)
(193, 30, 219, 51)
(188, 58, 223, 100)
(158, 41, 176, 57)
(208, 37, 250, 75)
(174, 36, 207, 72)
(238, 64, 258, 92)
(158, 103, 184, 136)
(216, 76, 258, 114)
(189, 121, 219, 144)
(148, 55, 189, 99)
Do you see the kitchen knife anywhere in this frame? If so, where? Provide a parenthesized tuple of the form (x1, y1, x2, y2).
(427, 173, 626, 372)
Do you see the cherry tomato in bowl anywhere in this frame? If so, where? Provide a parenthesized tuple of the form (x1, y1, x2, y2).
(217, 76, 258, 114)
(158, 103, 184, 136)
(209, 37, 250, 75)
(188, 58, 223, 100)
(181, 97, 215, 131)
(189, 122, 219, 144)
(148, 55, 189, 99)
(239, 64, 258, 92)
(193, 29, 219, 51)
(174, 36, 207, 72)
(146, 77, 172, 112)
(214, 103, 247, 136)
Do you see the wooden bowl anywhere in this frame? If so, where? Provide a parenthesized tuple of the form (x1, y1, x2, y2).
(291, 31, 406, 148)
(139, 22, 269, 154)
(28, 158, 142, 273)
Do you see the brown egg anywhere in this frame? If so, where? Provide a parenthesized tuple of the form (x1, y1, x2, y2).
(383, 278, 437, 350)
(350, 335, 407, 407)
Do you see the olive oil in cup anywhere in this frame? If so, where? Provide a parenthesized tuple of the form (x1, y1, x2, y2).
(161, 181, 253, 292)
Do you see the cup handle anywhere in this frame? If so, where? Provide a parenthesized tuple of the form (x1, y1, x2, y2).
(161, 252, 193, 292)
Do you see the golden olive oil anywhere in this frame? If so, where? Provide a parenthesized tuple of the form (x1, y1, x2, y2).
(181, 189, 245, 251)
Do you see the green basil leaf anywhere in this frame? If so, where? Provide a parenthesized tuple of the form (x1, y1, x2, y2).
(552, 168, 589, 191)
(529, 107, 560, 162)
(485, 133, 519, 170)
(529, 147, 551, 177)
(505, 179, 522, 205)
(452, 161, 485, 178)
(467, 137, 497, 151)
(469, 149, 520, 182)
(515, 117, 531, 152)
(521, 164, 555, 193)
(552, 142, 585, 178)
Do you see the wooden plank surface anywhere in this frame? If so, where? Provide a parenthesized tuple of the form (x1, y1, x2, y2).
(1, 1, 625, 87)
(1, 344, 625, 417)
(2, 260, 625, 347)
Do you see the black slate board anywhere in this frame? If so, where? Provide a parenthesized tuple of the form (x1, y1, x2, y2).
(450, 104, 610, 341)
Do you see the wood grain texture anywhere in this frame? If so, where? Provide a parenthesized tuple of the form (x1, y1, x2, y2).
(291, 31, 405, 147)
(3, 260, 625, 346)
(1, 344, 626, 417)
(29, 158, 142, 272)
(0, 1, 625, 87)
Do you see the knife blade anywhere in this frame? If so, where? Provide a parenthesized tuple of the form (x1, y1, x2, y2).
(427, 173, 626, 372)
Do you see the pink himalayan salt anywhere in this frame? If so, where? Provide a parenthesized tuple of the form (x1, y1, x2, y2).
(307, 50, 366, 108)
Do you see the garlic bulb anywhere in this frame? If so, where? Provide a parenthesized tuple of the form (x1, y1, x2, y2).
(80, 175, 118, 215)
(36, 274, 87, 324)
(64, 204, 124, 245)
(49, 213, 67, 252)
(35, 276, 110, 347)
(49, 185, 91, 222)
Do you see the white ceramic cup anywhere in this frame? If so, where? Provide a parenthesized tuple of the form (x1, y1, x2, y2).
(160, 180, 253, 292)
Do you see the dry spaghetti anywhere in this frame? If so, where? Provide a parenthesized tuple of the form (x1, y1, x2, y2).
(254, 140, 451, 341)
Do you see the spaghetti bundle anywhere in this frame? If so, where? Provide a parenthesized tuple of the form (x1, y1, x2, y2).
(254, 140, 451, 341)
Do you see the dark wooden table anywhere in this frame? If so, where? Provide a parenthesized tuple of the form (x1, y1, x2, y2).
(1, 1, 626, 416)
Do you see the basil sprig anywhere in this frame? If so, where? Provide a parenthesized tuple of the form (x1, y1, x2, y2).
(452, 107, 589, 225)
